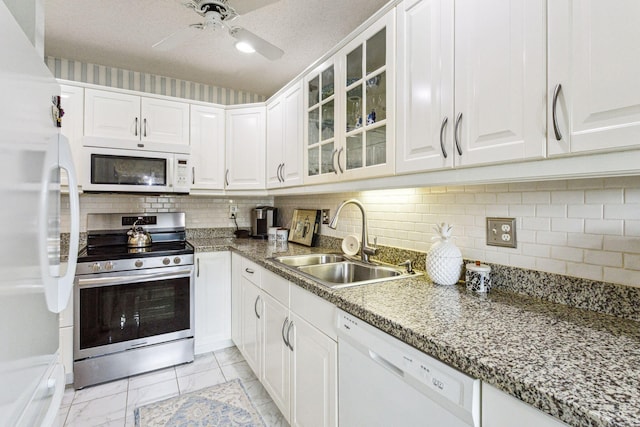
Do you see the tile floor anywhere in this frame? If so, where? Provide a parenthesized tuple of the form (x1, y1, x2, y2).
(56, 346, 288, 427)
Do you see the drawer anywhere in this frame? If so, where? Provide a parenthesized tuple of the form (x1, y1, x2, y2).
(241, 257, 261, 286)
(262, 268, 289, 306)
(290, 285, 337, 340)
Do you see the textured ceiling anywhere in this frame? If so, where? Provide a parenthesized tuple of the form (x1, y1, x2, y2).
(44, 0, 390, 97)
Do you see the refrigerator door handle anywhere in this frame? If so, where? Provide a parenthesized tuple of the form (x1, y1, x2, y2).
(39, 135, 79, 313)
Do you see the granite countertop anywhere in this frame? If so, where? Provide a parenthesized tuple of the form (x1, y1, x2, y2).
(193, 238, 640, 426)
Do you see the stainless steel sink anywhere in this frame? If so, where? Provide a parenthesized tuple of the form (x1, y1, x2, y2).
(269, 254, 419, 289)
(271, 253, 345, 267)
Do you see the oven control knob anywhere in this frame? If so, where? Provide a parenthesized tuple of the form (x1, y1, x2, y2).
(173, 257, 181, 265)
(91, 262, 101, 272)
(104, 261, 114, 271)
(135, 260, 143, 268)
(163, 257, 171, 265)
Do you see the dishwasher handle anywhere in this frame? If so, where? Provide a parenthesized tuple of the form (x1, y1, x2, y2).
(368, 349, 404, 378)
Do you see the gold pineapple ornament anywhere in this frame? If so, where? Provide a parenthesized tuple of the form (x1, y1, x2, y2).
(426, 223, 462, 286)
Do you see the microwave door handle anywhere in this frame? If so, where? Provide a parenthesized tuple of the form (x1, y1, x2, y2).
(167, 156, 174, 190)
(40, 135, 80, 313)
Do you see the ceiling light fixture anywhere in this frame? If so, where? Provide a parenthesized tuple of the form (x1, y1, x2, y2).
(235, 41, 255, 54)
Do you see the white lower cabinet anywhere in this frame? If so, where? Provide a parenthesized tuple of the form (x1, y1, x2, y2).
(231, 254, 337, 426)
(194, 252, 232, 354)
(482, 383, 568, 427)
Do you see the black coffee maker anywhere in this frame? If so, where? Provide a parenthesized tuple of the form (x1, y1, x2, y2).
(251, 206, 277, 238)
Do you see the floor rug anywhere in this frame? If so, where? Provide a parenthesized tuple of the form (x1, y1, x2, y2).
(134, 378, 267, 427)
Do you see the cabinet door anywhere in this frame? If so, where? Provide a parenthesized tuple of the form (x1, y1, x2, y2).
(225, 107, 266, 190)
(194, 252, 232, 354)
(454, 0, 546, 167)
(548, 1, 640, 156)
(140, 97, 190, 151)
(190, 105, 225, 191)
(340, 9, 396, 181)
(289, 314, 338, 427)
(231, 253, 242, 346)
(281, 81, 304, 187)
(304, 61, 337, 184)
(84, 88, 140, 141)
(266, 96, 284, 188)
(59, 84, 84, 189)
(239, 277, 262, 376)
(482, 383, 568, 427)
(261, 292, 291, 422)
(396, 0, 454, 174)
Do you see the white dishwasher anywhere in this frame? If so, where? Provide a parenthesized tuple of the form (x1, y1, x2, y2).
(338, 310, 480, 427)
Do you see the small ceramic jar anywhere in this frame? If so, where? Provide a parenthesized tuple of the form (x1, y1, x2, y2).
(465, 262, 491, 293)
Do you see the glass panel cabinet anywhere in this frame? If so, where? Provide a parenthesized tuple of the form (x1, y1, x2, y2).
(306, 62, 336, 178)
(304, 9, 395, 184)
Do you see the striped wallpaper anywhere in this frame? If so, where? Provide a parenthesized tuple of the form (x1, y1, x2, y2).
(45, 56, 266, 105)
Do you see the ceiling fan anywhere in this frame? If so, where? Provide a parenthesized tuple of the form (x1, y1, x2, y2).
(153, 0, 284, 60)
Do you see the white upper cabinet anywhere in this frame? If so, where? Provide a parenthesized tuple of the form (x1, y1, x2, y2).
(396, 0, 454, 174)
(190, 104, 225, 192)
(267, 81, 304, 188)
(305, 9, 396, 184)
(548, 0, 640, 156)
(454, 0, 546, 167)
(225, 106, 266, 190)
(84, 88, 190, 153)
(397, 0, 546, 173)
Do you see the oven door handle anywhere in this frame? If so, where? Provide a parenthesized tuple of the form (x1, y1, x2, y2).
(77, 268, 193, 288)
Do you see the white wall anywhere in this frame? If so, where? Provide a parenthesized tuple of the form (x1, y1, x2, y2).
(275, 177, 640, 288)
(2, 0, 44, 56)
(46, 56, 267, 105)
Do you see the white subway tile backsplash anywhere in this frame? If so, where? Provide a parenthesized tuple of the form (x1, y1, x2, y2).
(602, 236, 640, 254)
(551, 246, 584, 263)
(551, 190, 584, 204)
(583, 250, 623, 267)
(536, 231, 568, 246)
(509, 204, 536, 217)
(585, 189, 624, 204)
(536, 204, 566, 218)
(585, 219, 624, 236)
(623, 254, 640, 271)
(522, 191, 551, 204)
(567, 233, 603, 250)
(535, 258, 566, 275)
(567, 262, 603, 282)
(567, 204, 603, 219)
(603, 204, 640, 220)
(522, 217, 550, 231)
(551, 218, 584, 233)
(603, 268, 640, 288)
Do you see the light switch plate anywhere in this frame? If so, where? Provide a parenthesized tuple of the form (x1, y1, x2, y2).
(321, 209, 330, 224)
(487, 217, 517, 248)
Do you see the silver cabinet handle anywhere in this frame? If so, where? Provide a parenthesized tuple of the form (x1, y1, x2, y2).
(337, 147, 344, 174)
(225, 169, 230, 187)
(254, 295, 261, 319)
(276, 164, 281, 182)
(454, 112, 463, 156)
(552, 83, 563, 141)
(135, 117, 138, 136)
(279, 163, 285, 182)
(143, 118, 147, 137)
(332, 149, 339, 174)
(439, 116, 449, 159)
(192, 167, 195, 185)
(197, 258, 200, 277)
(286, 321, 294, 351)
(245, 267, 254, 274)
(281, 317, 290, 347)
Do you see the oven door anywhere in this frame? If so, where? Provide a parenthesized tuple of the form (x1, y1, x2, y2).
(74, 265, 194, 360)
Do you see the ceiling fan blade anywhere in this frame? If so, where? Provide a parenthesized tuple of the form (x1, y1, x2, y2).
(230, 0, 279, 15)
(229, 27, 284, 60)
(152, 25, 202, 51)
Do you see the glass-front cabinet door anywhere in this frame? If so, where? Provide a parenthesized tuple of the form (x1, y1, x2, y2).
(339, 9, 395, 180)
(304, 9, 395, 184)
(305, 61, 336, 182)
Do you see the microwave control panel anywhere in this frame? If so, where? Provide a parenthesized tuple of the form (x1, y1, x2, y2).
(174, 158, 190, 191)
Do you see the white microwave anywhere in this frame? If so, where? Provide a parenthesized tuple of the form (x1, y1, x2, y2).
(81, 147, 190, 193)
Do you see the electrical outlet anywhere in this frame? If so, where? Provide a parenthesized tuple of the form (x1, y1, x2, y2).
(486, 217, 517, 248)
(322, 209, 330, 224)
(229, 205, 238, 219)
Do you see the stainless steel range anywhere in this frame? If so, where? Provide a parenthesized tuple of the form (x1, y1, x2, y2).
(73, 212, 194, 389)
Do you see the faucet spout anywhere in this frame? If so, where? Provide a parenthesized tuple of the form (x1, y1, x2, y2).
(328, 199, 377, 262)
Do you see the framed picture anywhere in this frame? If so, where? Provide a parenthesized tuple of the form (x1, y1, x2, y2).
(289, 209, 321, 247)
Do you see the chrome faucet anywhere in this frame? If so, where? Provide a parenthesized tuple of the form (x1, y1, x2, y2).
(328, 199, 378, 263)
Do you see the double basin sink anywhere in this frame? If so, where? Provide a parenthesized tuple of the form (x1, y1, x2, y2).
(269, 253, 420, 289)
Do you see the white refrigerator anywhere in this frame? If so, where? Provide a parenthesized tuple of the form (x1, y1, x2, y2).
(0, 2, 79, 426)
